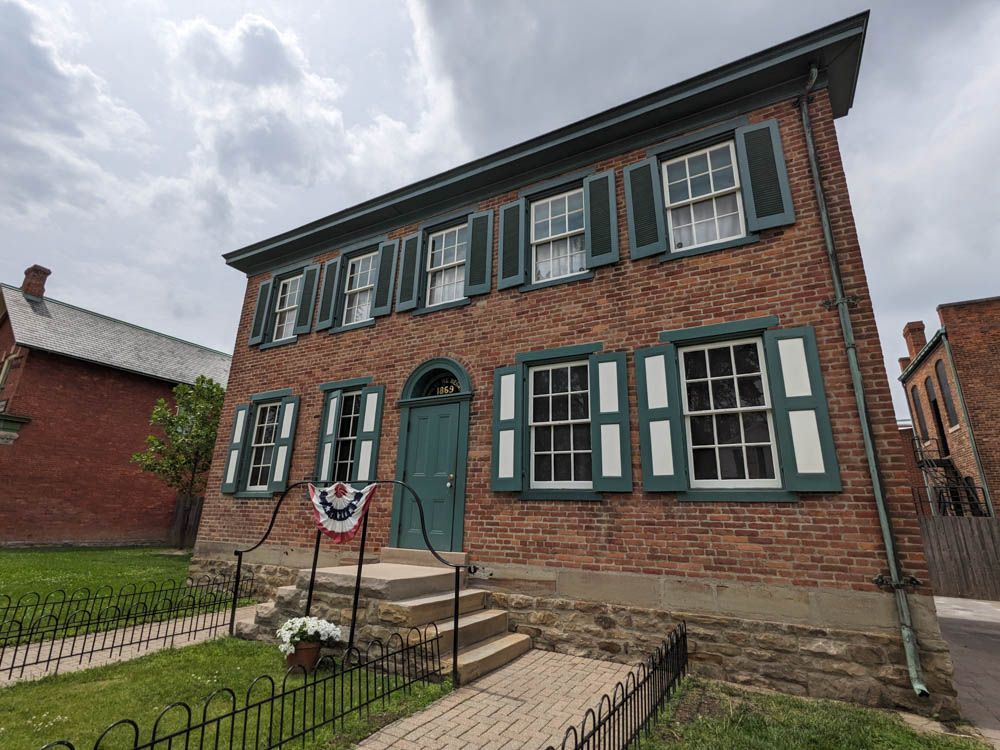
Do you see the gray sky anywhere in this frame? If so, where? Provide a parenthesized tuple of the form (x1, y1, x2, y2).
(2, 0, 998, 418)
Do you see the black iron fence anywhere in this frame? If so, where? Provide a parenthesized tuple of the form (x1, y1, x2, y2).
(546, 622, 688, 750)
(38, 625, 442, 750)
(1, 574, 254, 680)
(912, 484, 990, 517)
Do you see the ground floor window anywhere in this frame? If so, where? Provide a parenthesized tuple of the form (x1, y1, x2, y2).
(529, 361, 592, 489)
(332, 391, 362, 481)
(247, 402, 281, 490)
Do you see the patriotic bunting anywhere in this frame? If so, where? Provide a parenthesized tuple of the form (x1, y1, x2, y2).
(308, 482, 376, 543)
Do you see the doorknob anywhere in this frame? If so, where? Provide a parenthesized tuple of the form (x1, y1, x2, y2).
(449, 473, 455, 479)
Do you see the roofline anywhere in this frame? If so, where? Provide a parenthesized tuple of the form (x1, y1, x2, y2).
(898, 327, 946, 382)
(13, 341, 209, 386)
(937, 294, 1000, 310)
(0, 283, 233, 359)
(224, 11, 869, 275)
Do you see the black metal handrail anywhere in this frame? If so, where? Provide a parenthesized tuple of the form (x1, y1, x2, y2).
(230, 477, 475, 686)
(912, 483, 990, 518)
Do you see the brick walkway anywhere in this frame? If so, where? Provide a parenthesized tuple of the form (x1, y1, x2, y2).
(935, 596, 1000, 749)
(358, 650, 634, 750)
(0, 605, 256, 685)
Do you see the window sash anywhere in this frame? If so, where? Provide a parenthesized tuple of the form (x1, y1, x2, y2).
(662, 142, 746, 253)
(426, 224, 468, 307)
(272, 275, 303, 341)
(531, 189, 586, 283)
(247, 403, 280, 490)
(332, 391, 362, 482)
(528, 361, 592, 490)
(678, 337, 781, 489)
(343, 252, 377, 324)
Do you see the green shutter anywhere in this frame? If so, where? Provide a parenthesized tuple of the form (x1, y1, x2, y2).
(497, 200, 525, 290)
(465, 209, 494, 296)
(293, 264, 320, 335)
(584, 169, 619, 269)
(371, 241, 398, 318)
(352, 385, 385, 482)
(624, 158, 667, 259)
(396, 233, 421, 312)
(764, 327, 840, 492)
(248, 279, 273, 346)
(314, 258, 341, 332)
(588, 352, 631, 492)
(221, 402, 251, 493)
(735, 119, 795, 231)
(267, 395, 300, 493)
(491, 365, 523, 491)
(315, 389, 343, 482)
(635, 344, 687, 491)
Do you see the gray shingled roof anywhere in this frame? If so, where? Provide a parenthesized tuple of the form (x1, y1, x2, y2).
(1, 284, 231, 386)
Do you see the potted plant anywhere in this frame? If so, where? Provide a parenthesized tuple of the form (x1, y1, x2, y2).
(277, 617, 342, 672)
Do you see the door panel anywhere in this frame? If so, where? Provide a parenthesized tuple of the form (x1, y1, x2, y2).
(398, 402, 460, 551)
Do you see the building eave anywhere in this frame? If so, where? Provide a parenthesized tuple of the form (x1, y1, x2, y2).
(223, 11, 869, 276)
(898, 328, 946, 382)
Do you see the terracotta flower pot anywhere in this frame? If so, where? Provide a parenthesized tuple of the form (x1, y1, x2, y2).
(285, 641, 322, 672)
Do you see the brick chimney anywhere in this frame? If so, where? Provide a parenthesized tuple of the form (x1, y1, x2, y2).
(902, 321, 926, 360)
(21, 264, 51, 299)
(898, 356, 911, 373)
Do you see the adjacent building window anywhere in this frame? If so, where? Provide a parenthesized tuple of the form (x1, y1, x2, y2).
(247, 402, 281, 490)
(910, 386, 929, 441)
(662, 142, 745, 252)
(679, 338, 780, 488)
(332, 391, 362, 482)
(271, 274, 303, 341)
(530, 189, 586, 283)
(343, 251, 377, 325)
(934, 360, 959, 427)
(529, 361, 592, 489)
(426, 224, 468, 306)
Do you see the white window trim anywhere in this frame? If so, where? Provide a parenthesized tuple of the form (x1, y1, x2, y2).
(343, 251, 378, 325)
(678, 337, 781, 489)
(528, 360, 593, 490)
(246, 403, 280, 491)
(272, 274, 303, 341)
(425, 223, 468, 308)
(530, 188, 586, 284)
(662, 141, 746, 253)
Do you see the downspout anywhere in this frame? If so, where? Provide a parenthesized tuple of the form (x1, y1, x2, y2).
(798, 65, 929, 697)
(942, 332, 995, 516)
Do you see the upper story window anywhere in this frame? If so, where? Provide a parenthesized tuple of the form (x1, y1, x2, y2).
(934, 360, 959, 427)
(247, 402, 281, 490)
(679, 338, 780, 488)
(271, 274, 303, 342)
(529, 361, 592, 489)
(343, 251, 377, 325)
(663, 142, 745, 253)
(531, 189, 586, 283)
(910, 386, 929, 441)
(427, 224, 468, 307)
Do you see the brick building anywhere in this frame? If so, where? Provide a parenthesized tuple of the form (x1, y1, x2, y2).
(194, 14, 958, 714)
(898, 297, 998, 518)
(0, 265, 232, 546)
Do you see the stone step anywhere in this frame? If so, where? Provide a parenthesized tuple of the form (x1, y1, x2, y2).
(296, 563, 456, 600)
(377, 589, 489, 627)
(380, 547, 469, 568)
(435, 609, 508, 655)
(443, 632, 532, 684)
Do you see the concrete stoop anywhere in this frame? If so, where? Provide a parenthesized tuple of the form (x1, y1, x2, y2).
(240, 548, 530, 684)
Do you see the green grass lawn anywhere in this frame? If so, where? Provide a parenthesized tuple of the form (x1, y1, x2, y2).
(0, 547, 193, 601)
(645, 678, 987, 750)
(0, 637, 449, 750)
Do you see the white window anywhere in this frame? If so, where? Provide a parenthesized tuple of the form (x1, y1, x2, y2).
(332, 391, 362, 482)
(427, 224, 468, 306)
(529, 361, 592, 489)
(679, 338, 780, 488)
(663, 142, 745, 252)
(531, 189, 586, 283)
(272, 274, 303, 341)
(247, 403, 281, 490)
(343, 252, 377, 325)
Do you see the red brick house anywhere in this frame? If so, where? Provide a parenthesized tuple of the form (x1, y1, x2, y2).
(898, 298, 998, 518)
(0, 265, 232, 546)
(194, 14, 958, 715)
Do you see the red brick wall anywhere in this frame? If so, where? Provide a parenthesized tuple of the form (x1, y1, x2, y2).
(197, 88, 929, 592)
(0, 314, 180, 545)
(939, 298, 1000, 500)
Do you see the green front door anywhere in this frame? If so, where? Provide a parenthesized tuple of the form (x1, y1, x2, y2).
(397, 401, 461, 551)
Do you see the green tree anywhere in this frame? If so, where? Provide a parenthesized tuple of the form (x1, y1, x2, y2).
(132, 375, 226, 498)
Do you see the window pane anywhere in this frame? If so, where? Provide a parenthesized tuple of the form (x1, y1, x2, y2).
(712, 167, 735, 191)
(719, 447, 746, 479)
(693, 448, 717, 480)
(742, 411, 770, 443)
(570, 365, 587, 391)
(533, 397, 549, 423)
(554, 454, 572, 481)
(535, 454, 551, 482)
(711, 379, 737, 409)
(570, 393, 588, 420)
(553, 425, 571, 451)
(573, 452, 592, 482)
(689, 153, 709, 175)
(666, 161, 687, 183)
(567, 210, 584, 232)
(709, 147, 731, 169)
(716, 193, 738, 215)
(687, 382, 711, 411)
(690, 174, 711, 198)
(551, 214, 567, 235)
(690, 416, 714, 446)
(535, 425, 552, 451)
(533, 369, 550, 394)
(534, 221, 549, 241)
(567, 191, 583, 212)
(668, 181, 689, 203)
(746, 446, 775, 479)
(684, 350, 707, 380)
(673, 225, 694, 249)
(738, 376, 765, 407)
(694, 220, 718, 244)
(733, 343, 759, 374)
(551, 394, 569, 421)
(671, 205, 692, 227)
(572, 423, 590, 450)
(552, 367, 569, 394)
(535, 202, 549, 221)
(715, 413, 741, 444)
(692, 199, 714, 222)
(550, 196, 566, 216)
(718, 214, 741, 239)
(708, 347, 733, 376)
(536, 261, 551, 281)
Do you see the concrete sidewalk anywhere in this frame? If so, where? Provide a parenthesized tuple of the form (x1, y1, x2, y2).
(935, 596, 1000, 749)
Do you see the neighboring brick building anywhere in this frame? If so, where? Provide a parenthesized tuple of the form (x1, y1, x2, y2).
(0, 266, 232, 546)
(898, 297, 998, 517)
(194, 14, 958, 715)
